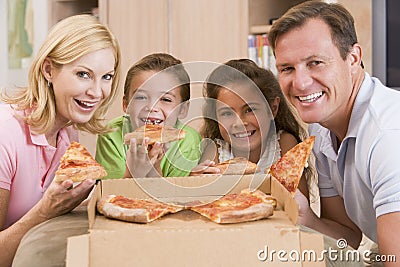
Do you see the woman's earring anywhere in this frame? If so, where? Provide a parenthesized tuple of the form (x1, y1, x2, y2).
(47, 80, 52, 88)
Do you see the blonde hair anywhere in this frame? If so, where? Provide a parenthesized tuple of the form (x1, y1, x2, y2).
(0, 14, 121, 134)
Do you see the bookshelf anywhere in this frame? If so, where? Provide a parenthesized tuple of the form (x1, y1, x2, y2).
(248, 0, 305, 35)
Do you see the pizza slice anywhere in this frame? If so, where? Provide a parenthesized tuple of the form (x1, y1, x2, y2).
(268, 136, 315, 194)
(215, 157, 259, 175)
(123, 124, 186, 145)
(97, 195, 184, 223)
(54, 142, 107, 183)
(189, 189, 276, 224)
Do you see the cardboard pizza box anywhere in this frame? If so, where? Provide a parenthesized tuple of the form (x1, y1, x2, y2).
(67, 174, 325, 267)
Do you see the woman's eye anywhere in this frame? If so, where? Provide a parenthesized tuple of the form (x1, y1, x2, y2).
(103, 73, 114, 81)
(77, 71, 90, 79)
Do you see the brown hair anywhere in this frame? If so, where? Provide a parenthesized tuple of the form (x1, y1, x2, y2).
(202, 59, 316, 198)
(202, 59, 307, 142)
(123, 53, 190, 104)
(268, 0, 358, 61)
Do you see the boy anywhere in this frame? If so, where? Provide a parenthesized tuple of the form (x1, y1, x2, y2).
(96, 53, 201, 178)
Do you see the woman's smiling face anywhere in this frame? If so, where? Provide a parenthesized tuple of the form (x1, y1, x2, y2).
(48, 48, 116, 126)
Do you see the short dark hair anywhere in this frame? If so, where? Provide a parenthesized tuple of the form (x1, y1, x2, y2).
(202, 58, 305, 142)
(268, 1, 358, 61)
(123, 53, 190, 103)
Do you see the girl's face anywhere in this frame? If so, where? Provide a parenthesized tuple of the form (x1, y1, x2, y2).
(126, 71, 188, 129)
(43, 48, 115, 126)
(215, 84, 272, 160)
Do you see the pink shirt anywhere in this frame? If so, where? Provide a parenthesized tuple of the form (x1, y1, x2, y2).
(0, 104, 78, 228)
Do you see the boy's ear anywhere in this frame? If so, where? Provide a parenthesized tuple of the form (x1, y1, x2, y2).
(271, 97, 280, 118)
(177, 101, 190, 119)
(41, 58, 53, 82)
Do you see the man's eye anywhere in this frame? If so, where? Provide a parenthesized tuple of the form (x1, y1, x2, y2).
(279, 67, 293, 74)
(310, 60, 323, 67)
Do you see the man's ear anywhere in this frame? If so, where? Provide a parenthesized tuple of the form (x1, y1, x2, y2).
(41, 58, 53, 82)
(177, 101, 190, 119)
(270, 97, 280, 118)
(349, 43, 362, 73)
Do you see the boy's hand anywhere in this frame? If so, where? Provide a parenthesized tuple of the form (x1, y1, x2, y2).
(190, 160, 221, 176)
(126, 137, 165, 178)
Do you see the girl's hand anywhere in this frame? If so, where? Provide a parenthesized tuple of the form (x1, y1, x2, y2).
(126, 137, 165, 178)
(36, 178, 95, 220)
(190, 160, 221, 176)
(294, 189, 315, 226)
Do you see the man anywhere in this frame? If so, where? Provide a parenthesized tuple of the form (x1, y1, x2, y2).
(268, 0, 400, 263)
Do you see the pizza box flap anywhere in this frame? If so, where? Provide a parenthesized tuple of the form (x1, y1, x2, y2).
(100, 174, 271, 198)
(70, 221, 305, 267)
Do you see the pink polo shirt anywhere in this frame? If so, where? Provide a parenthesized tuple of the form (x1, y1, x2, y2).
(0, 104, 78, 228)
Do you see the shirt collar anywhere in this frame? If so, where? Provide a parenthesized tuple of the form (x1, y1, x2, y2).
(346, 72, 374, 138)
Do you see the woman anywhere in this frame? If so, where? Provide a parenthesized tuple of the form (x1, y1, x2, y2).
(0, 14, 121, 266)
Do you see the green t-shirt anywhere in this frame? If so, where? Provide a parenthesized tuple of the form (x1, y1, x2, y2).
(95, 115, 202, 178)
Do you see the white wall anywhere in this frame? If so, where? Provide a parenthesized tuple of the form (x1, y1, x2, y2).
(0, 0, 7, 92)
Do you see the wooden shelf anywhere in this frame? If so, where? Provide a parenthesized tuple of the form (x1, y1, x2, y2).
(250, 25, 272, 35)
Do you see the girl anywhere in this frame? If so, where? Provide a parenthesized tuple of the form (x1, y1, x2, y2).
(191, 59, 313, 199)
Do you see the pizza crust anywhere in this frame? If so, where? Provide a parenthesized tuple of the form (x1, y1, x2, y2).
(214, 203, 274, 224)
(215, 157, 259, 175)
(54, 142, 107, 183)
(269, 136, 315, 194)
(123, 124, 186, 145)
(54, 165, 107, 183)
(97, 195, 183, 223)
(190, 189, 276, 224)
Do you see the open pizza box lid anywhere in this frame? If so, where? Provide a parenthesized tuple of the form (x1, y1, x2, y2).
(67, 174, 325, 267)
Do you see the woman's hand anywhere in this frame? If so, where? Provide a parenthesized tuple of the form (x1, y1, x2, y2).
(126, 137, 165, 178)
(36, 178, 95, 220)
(190, 160, 221, 176)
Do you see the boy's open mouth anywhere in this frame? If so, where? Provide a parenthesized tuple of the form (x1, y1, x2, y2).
(141, 118, 163, 125)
